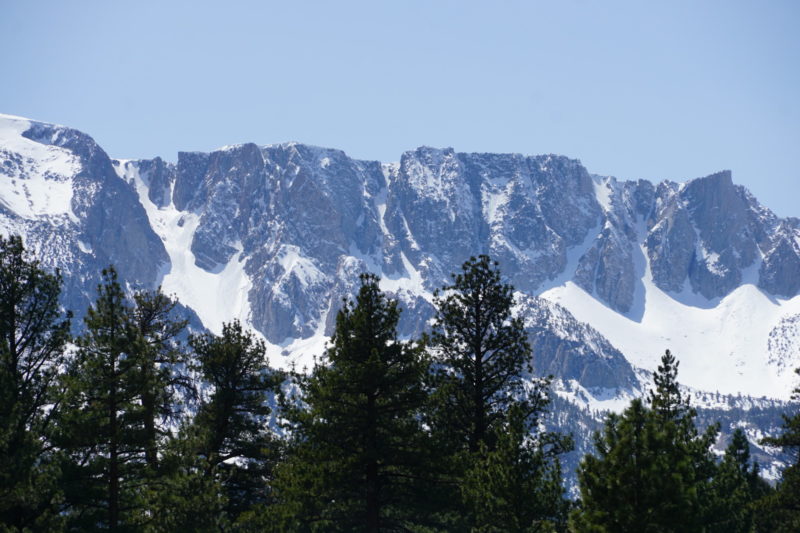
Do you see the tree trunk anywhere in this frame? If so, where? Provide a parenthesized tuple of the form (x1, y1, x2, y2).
(108, 378, 119, 531)
(366, 392, 380, 532)
(143, 377, 158, 468)
(109, 368, 119, 530)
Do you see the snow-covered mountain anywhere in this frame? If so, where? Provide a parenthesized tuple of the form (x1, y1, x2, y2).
(1, 112, 798, 477)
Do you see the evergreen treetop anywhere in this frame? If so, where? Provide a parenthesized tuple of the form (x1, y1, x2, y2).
(571, 350, 719, 533)
(270, 273, 433, 532)
(430, 254, 536, 454)
(188, 320, 282, 522)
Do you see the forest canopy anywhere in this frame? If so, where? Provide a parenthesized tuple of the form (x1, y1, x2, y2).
(0, 235, 797, 532)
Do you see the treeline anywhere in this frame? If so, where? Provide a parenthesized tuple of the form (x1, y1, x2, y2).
(1, 234, 798, 532)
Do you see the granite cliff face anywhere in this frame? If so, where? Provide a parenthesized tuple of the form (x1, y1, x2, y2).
(1, 114, 800, 403)
(157, 144, 800, 338)
(647, 171, 761, 300)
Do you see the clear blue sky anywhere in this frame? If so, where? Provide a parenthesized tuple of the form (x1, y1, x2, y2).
(2, 0, 798, 216)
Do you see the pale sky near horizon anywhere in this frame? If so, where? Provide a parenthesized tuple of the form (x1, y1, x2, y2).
(1, 0, 798, 217)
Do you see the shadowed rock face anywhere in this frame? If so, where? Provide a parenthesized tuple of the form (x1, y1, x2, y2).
(2, 116, 799, 394)
(134, 157, 174, 209)
(4, 121, 169, 319)
(760, 222, 800, 297)
(518, 295, 639, 390)
(682, 171, 757, 298)
(647, 182, 698, 294)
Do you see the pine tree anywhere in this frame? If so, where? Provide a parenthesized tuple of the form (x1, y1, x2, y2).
(270, 274, 432, 531)
(188, 320, 282, 523)
(131, 288, 191, 471)
(755, 367, 800, 532)
(428, 255, 564, 529)
(570, 350, 718, 533)
(55, 267, 150, 530)
(461, 403, 572, 532)
(429, 255, 536, 454)
(0, 235, 70, 531)
(706, 428, 770, 533)
(140, 427, 230, 533)
(648, 349, 687, 422)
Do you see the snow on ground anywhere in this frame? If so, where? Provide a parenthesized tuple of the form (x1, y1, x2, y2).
(0, 114, 79, 220)
(553, 378, 641, 413)
(378, 252, 429, 299)
(276, 245, 326, 290)
(591, 175, 613, 212)
(115, 160, 253, 335)
(541, 240, 800, 400)
(264, 317, 331, 374)
(481, 176, 511, 225)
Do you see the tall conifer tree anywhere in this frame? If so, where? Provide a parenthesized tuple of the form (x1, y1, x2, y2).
(131, 289, 191, 471)
(56, 267, 149, 530)
(270, 274, 432, 531)
(428, 255, 566, 530)
(571, 349, 718, 533)
(0, 235, 70, 531)
(429, 255, 536, 454)
(189, 320, 282, 522)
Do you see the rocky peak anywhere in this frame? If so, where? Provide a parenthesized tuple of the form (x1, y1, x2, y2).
(134, 157, 175, 208)
(0, 116, 167, 320)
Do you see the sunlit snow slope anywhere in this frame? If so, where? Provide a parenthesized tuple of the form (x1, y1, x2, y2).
(541, 259, 800, 399)
(0, 115, 79, 220)
(115, 160, 254, 335)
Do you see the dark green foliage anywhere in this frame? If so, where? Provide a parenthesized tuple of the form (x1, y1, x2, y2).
(570, 350, 719, 533)
(755, 368, 800, 532)
(53, 270, 192, 531)
(8, 234, 795, 531)
(571, 399, 667, 532)
(140, 430, 230, 532)
(270, 274, 432, 531)
(429, 255, 536, 455)
(761, 368, 800, 460)
(0, 235, 70, 531)
(462, 404, 572, 532)
(131, 289, 192, 470)
(706, 428, 770, 533)
(428, 256, 569, 530)
(648, 349, 687, 422)
(55, 267, 150, 530)
(189, 320, 282, 523)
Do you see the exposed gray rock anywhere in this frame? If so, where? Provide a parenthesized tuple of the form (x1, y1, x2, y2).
(3, 115, 799, 491)
(517, 294, 638, 390)
(3, 115, 800, 395)
(759, 223, 800, 297)
(134, 157, 174, 208)
(574, 177, 640, 313)
(9, 120, 169, 318)
(683, 171, 757, 298)
(384, 147, 482, 287)
(647, 182, 697, 293)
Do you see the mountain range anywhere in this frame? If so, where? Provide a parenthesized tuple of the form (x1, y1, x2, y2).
(1, 112, 797, 482)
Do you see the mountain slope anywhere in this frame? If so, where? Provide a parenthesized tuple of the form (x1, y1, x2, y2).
(1, 113, 799, 407)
